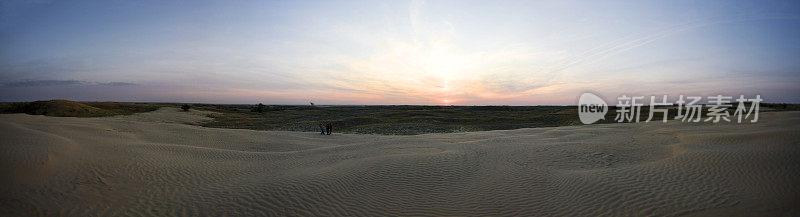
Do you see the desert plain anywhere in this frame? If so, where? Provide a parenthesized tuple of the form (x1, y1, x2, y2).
(1, 108, 799, 216)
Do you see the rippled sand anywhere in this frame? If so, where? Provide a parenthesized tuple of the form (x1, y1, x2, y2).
(1, 108, 798, 216)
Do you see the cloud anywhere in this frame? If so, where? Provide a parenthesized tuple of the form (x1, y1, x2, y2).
(542, 13, 800, 77)
(3, 1, 798, 105)
(2, 80, 84, 87)
(305, 1, 566, 105)
(98, 82, 137, 86)
(2, 79, 137, 87)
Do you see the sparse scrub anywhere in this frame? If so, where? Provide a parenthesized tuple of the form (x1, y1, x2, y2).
(195, 105, 595, 135)
(0, 100, 159, 117)
(190, 103, 799, 135)
(252, 103, 266, 113)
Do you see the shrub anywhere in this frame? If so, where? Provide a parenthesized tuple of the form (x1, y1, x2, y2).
(181, 104, 191, 111)
(252, 103, 266, 113)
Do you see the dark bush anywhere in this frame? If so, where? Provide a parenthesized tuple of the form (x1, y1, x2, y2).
(252, 103, 266, 113)
(181, 104, 191, 111)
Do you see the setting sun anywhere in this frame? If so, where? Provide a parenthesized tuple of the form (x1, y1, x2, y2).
(439, 98, 455, 105)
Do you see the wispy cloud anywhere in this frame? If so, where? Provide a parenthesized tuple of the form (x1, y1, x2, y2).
(1, 1, 798, 104)
(2, 79, 137, 87)
(2, 80, 83, 87)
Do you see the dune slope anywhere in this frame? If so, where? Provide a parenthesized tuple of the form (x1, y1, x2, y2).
(1, 108, 798, 216)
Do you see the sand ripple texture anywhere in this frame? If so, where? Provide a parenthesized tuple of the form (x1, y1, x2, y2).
(1, 108, 799, 216)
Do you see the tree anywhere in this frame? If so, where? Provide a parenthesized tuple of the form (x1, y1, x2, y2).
(181, 104, 190, 111)
(252, 103, 266, 113)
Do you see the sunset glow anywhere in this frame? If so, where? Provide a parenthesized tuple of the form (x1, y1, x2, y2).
(2, 0, 799, 104)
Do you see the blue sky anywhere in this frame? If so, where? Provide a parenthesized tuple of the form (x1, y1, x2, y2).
(1, 0, 799, 104)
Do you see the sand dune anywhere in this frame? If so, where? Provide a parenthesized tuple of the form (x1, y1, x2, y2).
(1, 108, 798, 216)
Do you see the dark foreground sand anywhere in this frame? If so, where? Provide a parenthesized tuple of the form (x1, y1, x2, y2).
(1, 108, 799, 216)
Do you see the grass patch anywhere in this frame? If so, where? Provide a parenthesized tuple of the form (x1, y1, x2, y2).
(194, 103, 799, 135)
(0, 100, 160, 117)
(193, 105, 584, 135)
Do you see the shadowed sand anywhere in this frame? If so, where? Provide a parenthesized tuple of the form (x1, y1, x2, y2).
(1, 108, 799, 216)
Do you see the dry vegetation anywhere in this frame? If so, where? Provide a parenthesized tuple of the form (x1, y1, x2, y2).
(1, 100, 797, 134)
(0, 100, 161, 117)
(193, 103, 798, 135)
(194, 105, 581, 135)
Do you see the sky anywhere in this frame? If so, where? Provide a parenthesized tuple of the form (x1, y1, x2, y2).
(1, 0, 799, 105)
